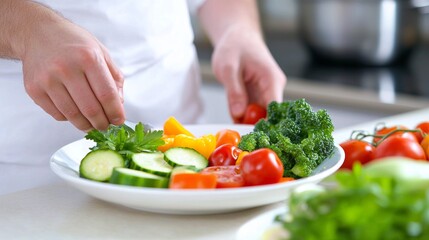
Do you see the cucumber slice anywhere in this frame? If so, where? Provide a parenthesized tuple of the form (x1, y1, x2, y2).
(79, 149, 124, 182)
(130, 152, 173, 177)
(164, 147, 208, 170)
(109, 168, 169, 188)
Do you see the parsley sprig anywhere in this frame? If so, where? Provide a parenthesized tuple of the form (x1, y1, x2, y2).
(85, 122, 164, 165)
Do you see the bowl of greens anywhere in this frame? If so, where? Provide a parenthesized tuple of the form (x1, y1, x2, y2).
(237, 157, 429, 239)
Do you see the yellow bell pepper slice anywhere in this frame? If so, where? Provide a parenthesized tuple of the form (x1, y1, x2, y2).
(159, 116, 216, 159)
(171, 134, 216, 159)
(163, 116, 195, 137)
(235, 151, 249, 166)
(199, 134, 217, 159)
(157, 135, 175, 152)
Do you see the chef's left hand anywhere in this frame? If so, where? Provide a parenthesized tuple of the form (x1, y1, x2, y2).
(211, 25, 286, 121)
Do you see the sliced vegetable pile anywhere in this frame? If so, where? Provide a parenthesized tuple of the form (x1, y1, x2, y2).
(79, 99, 335, 189)
(340, 121, 429, 169)
(272, 157, 429, 240)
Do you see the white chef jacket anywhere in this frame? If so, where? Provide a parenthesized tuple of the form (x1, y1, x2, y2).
(0, 0, 206, 193)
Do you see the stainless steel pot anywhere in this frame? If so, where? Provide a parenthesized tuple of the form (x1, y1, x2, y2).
(298, 0, 427, 66)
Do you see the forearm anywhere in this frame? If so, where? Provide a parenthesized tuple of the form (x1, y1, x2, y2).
(197, 0, 262, 46)
(0, 0, 63, 59)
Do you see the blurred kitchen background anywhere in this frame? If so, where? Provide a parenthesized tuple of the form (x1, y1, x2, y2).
(195, 0, 429, 129)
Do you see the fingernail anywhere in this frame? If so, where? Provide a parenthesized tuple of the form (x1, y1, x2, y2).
(112, 117, 125, 126)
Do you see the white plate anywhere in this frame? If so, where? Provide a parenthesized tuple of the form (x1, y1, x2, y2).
(236, 206, 287, 240)
(50, 124, 344, 215)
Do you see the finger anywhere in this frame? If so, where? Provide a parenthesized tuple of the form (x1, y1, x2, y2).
(64, 71, 110, 130)
(47, 83, 93, 131)
(32, 92, 67, 121)
(215, 63, 248, 120)
(268, 67, 287, 103)
(83, 52, 125, 126)
(256, 72, 286, 106)
(24, 80, 68, 121)
(100, 44, 124, 103)
(245, 62, 286, 107)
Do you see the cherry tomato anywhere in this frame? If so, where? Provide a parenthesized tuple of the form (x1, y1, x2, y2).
(169, 173, 217, 189)
(208, 144, 242, 166)
(373, 135, 427, 160)
(240, 148, 284, 186)
(340, 139, 375, 169)
(215, 129, 241, 147)
(234, 103, 267, 125)
(201, 166, 245, 188)
(414, 121, 429, 143)
(373, 125, 414, 144)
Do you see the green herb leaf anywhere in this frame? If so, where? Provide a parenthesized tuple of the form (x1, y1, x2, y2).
(84, 122, 165, 154)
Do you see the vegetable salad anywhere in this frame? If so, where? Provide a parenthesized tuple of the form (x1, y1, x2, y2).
(79, 99, 335, 190)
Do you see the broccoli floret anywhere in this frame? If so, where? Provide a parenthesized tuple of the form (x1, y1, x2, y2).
(238, 99, 335, 178)
(254, 119, 272, 133)
(238, 133, 258, 152)
(238, 131, 270, 152)
(266, 101, 293, 124)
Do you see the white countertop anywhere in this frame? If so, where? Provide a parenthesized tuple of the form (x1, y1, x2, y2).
(1, 107, 428, 240)
(0, 183, 282, 240)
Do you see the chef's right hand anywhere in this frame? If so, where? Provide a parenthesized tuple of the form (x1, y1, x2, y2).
(21, 18, 125, 131)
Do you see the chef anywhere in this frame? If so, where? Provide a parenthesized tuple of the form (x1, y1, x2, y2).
(0, 0, 286, 193)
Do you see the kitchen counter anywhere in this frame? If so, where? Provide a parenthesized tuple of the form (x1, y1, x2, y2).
(1, 107, 428, 240)
(0, 183, 282, 240)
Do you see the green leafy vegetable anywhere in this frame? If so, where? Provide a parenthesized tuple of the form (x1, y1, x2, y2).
(85, 122, 164, 166)
(238, 99, 335, 178)
(276, 160, 429, 240)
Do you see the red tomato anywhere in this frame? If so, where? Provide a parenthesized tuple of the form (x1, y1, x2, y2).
(400, 132, 420, 143)
(201, 166, 245, 188)
(169, 173, 217, 189)
(340, 139, 375, 169)
(234, 104, 267, 125)
(208, 144, 242, 166)
(215, 129, 241, 147)
(240, 148, 284, 186)
(414, 121, 429, 143)
(373, 125, 413, 144)
(373, 135, 427, 160)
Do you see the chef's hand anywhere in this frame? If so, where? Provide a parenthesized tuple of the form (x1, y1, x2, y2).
(197, 0, 286, 122)
(211, 25, 286, 121)
(20, 4, 125, 131)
